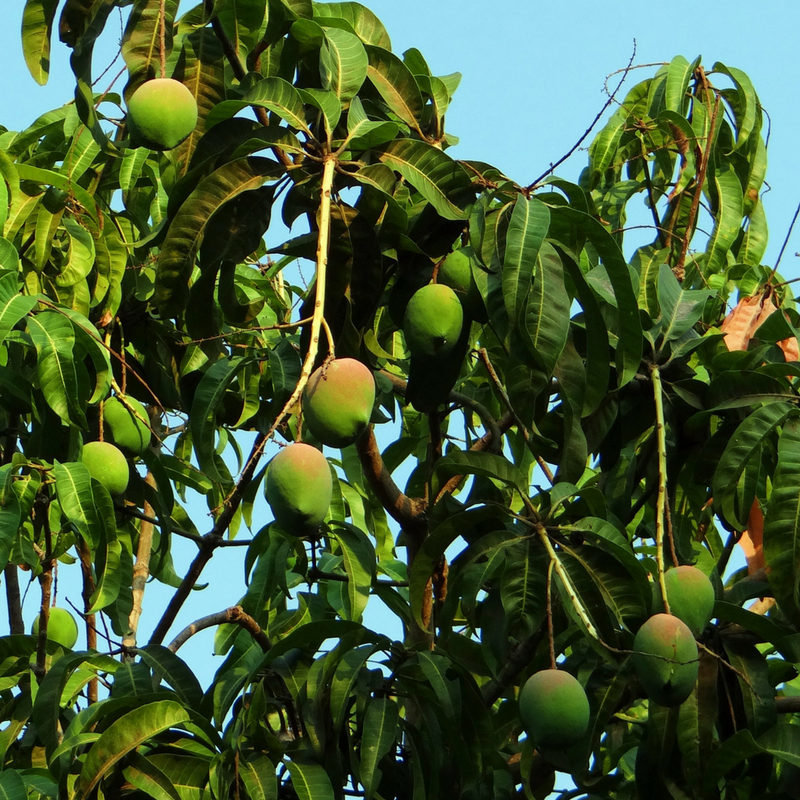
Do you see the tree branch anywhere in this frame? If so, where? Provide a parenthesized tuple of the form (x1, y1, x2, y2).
(355, 426, 427, 531)
(124, 470, 157, 651)
(148, 432, 267, 645)
(203, 0, 293, 168)
(167, 606, 271, 653)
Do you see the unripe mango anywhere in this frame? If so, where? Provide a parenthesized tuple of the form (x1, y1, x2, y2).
(664, 566, 716, 636)
(127, 78, 198, 151)
(302, 359, 375, 448)
(32, 607, 79, 649)
(265, 443, 332, 534)
(438, 248, 486, 322)
(103, 396, 151, 456)
(519, 669, 590, 748)
(82, 441, 130, 496)
(633, 613, 698, 707)
(403, 284, 463, 359)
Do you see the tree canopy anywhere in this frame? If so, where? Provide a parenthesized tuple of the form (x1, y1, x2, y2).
(2, 1, 800, 799)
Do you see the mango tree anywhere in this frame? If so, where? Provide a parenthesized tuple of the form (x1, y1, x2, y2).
(2, 1, 800, 798)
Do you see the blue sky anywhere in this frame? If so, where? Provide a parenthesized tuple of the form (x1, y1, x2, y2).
(2, 1, 795, 675)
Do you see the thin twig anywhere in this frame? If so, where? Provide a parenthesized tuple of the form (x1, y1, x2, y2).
(526, 41, 638, 191)
(477, 348, 554, 482)
(76, 538, 98, 701)
(770, 197, 800, 277)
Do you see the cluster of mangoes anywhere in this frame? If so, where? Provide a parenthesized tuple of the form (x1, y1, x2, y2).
(519, 566, 715, 750)
(265, 359, 375, 535)
(402, 248, 484, 360)
(81, 396, 151, 497)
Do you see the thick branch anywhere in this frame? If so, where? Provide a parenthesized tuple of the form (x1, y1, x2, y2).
(168, 606, 271, 653)
(355, 427, 426, 531)
(482, 631, 543, 705)
(124, 471, 157, 651)
(2, 418, 23, 634)
(148, 432, 267, 645)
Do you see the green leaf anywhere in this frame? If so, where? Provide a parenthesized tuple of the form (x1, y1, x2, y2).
(313, 2, 391, 48)
(27, 311, 88, 428)
(329, 523, 375, 623)
(285, 761, 335, 800)
(122, 750, 181, 800)
(78, 700, 191, 800)
(134, 645, 204, 709)
(156, 157, 282, 315)
(502, 195, 550, 325)
(320, 27, 368, 102)
(714, 61, 759, 150)
(702, 728, 763, 791)
(360, 697, 399, 799)
(238, 753, 277, 800)
(365, 45, 424, 131)
(297, 88, 341, 137)
(432, 450, 527, 498)
(0, 768, 26, 800)
(377, 139, 473, 220)
(520, 242, 570, 378)
(549, 206, 642, 385)
(190, 356, 250, 483)
(665, 54, 700, 114)
(206, 77, 310, 133)
(345, 96, 398, 150)
(713, 402, 794, 530)
(763, 416, 800, 622)
(758, 724, 800, 768)
(655, 262, 713, 348)
(21, 0, 60, 85)
(704, 161, 744, 276)
(0, 273, 36, 344)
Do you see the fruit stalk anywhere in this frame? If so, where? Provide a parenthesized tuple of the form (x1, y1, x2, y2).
(159, 0, 166, 78)
(650, 364, 671, 615)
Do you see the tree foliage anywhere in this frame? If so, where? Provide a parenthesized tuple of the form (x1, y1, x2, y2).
(2, 2, 800, 799)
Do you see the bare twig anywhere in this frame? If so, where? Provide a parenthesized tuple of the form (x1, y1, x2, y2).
(526, 42, 638, 191)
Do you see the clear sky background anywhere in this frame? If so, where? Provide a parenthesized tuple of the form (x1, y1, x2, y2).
(1, 1, 796, 683)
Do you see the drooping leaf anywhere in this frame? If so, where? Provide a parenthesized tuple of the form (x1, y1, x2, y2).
(360, 696, 399, 799)
(156, 157, 281, 315)
(501, 195, 550, 325)
(21, 0, 61, 85)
